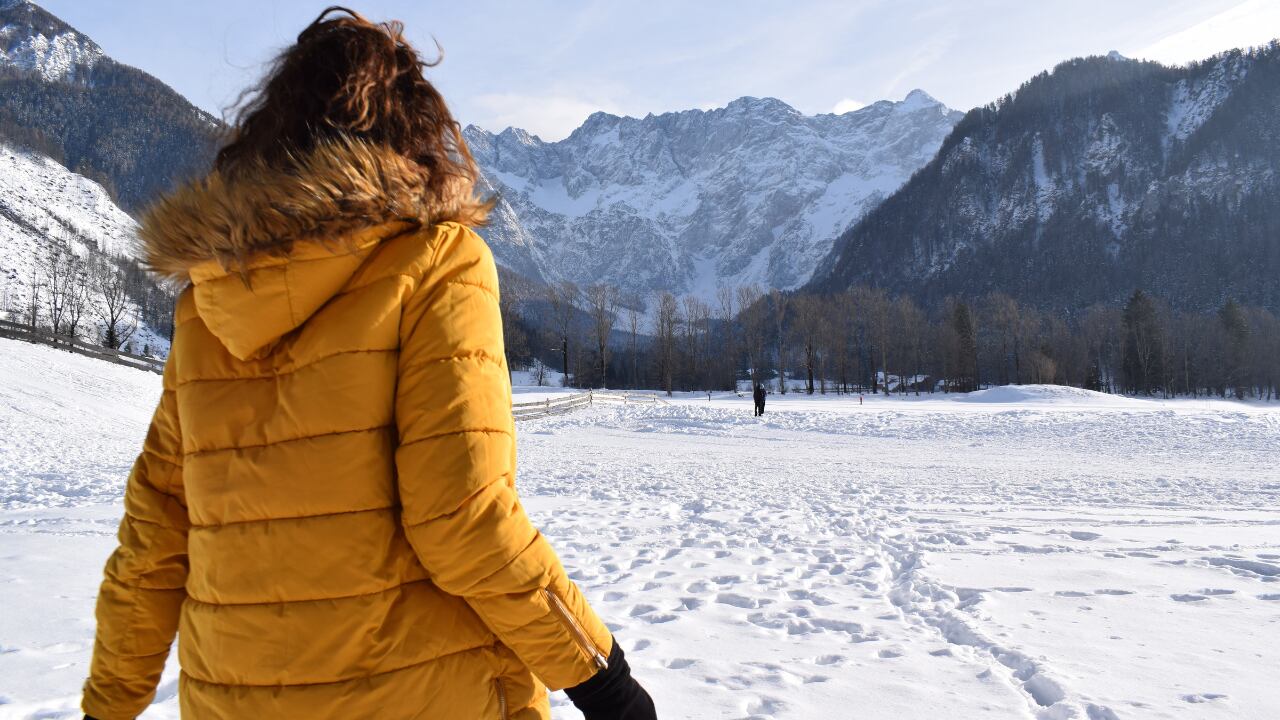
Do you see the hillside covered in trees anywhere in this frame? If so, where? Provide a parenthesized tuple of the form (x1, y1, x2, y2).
(502, 278, 1280, 403)
(0, 0, 221, 213)
(812, 45, 1280, 314)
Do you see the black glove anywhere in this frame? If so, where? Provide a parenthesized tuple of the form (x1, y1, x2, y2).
(564, 637, 657, 720)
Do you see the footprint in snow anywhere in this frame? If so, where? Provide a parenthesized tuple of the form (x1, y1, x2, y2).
(1171, 593, 1209, 602)
(1054, 591, 1090, 598)
(1182, 693, 1228, 703)
(642, 613, 678, 624)
(1094, 589, 1134, 596)
(745, 695, 786, 716)
(715, 592, 759, 609)
(675, 597, 704, 611)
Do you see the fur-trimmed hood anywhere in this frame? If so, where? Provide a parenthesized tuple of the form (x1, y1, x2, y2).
(138, 138, 489, 282)
(138, 139, 489, 360)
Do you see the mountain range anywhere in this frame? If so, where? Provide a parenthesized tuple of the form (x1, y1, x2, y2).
(812, 46, 1280, 312)
(0, 0, 220, 214)
(2, 0, 1277, 329)
(467, 92, 961, 302)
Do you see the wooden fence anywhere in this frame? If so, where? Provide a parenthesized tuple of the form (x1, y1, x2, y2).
(511, 389, 668, 421)
(0, 319, 164, 375)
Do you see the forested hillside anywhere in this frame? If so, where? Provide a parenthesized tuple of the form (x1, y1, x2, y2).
(813, 46, 1280, 314)
(0, 0, 221, 214)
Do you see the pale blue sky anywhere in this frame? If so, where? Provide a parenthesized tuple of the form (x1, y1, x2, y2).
(40, 0, 1280, 140)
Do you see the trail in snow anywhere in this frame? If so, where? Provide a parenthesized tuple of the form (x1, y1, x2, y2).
(1, 338, 1278, 719)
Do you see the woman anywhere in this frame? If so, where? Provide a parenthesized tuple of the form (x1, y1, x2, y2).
(81, 7, 655, 719)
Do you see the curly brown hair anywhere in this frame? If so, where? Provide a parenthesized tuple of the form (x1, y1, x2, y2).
(216, 6, 485, 220)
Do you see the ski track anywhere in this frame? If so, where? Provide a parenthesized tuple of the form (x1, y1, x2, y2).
(2, 340, 1280, 718)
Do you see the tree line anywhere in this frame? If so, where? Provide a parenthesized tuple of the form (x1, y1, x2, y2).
(504, 281, 1280, 401)
(1, 239, 176, 355)
(9, 234, 1274, 403)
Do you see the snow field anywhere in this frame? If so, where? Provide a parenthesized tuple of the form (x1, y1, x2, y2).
(1, 337, 1278, 719)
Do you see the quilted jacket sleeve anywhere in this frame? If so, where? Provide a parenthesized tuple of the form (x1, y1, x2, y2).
(82, 353, 190, 720)
(396, 225, 613, 690)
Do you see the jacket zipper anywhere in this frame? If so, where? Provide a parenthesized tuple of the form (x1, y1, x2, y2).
(543, 587, 609, 671)
(495, 677, 508, 720)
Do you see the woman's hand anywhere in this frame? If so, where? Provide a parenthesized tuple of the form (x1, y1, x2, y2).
(564, 638, 657, 720)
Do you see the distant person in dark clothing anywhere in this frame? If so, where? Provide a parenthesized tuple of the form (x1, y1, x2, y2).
(754, 384, 766, 416)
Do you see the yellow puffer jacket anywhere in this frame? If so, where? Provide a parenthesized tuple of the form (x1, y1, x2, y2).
(82, 140, 613, 719)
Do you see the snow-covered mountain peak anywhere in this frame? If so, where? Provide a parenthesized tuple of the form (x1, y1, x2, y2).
(466, 91, 963, 303)
(721, 96, 799, 117)
(900, 88, 939, 106)
(0, 1, 102, 83)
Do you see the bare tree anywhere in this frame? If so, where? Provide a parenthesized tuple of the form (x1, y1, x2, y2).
(736, 285, 765, 390)
(769, 289, 790, 393)
(584, 283, 619, 388)
(24, 274, 41, 329)
(653, 291, 680, 396)
(823, 292, 852, 394)
(792, 295, 824, 394)
(715, 286, 737, 390)
(92, 258, 136, 350)
(624, 296, 643, 389)
(681, 295, 711, 391)
(40, 243, 75, 335)
(62, 255, 90, 340)
(895, 296, 926, 395)
(546, 280, 579, 387)
(498, 281, 527, 380)
(864, 288, 892, 393)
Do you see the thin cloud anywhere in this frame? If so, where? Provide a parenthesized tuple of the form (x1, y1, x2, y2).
(470, 93, 624, 141)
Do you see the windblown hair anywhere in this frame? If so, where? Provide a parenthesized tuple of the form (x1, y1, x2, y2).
(214, 6, 487, 225)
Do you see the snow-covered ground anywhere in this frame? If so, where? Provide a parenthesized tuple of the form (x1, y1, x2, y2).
(1, 337, 1278, 719)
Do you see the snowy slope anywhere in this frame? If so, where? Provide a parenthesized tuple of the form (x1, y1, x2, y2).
(0, 0, 102, 83)
(3, 337, 1278, 718)
(0, 140, 168, 353)
(467, 91, 962, 303)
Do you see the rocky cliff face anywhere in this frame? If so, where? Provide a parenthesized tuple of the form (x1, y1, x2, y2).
(466, 91, 961, 303)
